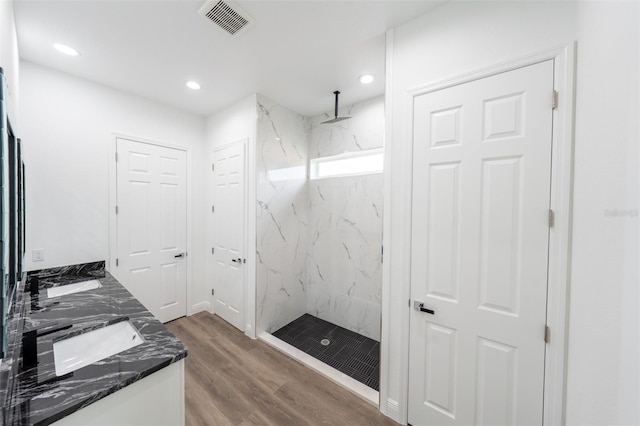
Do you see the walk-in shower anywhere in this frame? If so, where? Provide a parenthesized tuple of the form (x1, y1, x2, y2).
(255, 94, 384, 393)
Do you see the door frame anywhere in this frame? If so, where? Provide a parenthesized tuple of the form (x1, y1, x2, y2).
(380, 43, 576, 425)
(210, 139, 248, 332)
(108, 133, 194, 315)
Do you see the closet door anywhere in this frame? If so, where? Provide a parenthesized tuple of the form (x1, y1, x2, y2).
(211, 140, 246, 331)
(116, 138, 187, 323)
(408, 60, 554, 425)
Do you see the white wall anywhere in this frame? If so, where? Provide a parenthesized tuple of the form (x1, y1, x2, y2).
(385, 1, 638, 424)
(0, 0, 19, 128)
(205, 93, 257, 336)
(568, 2, 639, 424)
(205, 95, 257, 149)
(20, 62, 208, 313)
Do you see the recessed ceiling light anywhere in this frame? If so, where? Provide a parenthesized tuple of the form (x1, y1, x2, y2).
(186, 81, 201, 90)
(358, 74, 374, 85)
(53, 43, 80, 57)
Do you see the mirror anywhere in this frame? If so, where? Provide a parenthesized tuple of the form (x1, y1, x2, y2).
(0, 68, 24, 358)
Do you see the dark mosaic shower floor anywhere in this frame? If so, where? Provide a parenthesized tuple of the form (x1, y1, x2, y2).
(272, 314, 380, 391)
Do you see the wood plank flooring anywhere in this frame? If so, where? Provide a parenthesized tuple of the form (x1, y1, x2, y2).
(166, 312, 398, 426)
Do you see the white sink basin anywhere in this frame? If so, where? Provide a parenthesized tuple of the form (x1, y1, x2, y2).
(53, 320, 144, 376)
(47, 279, 102, 298)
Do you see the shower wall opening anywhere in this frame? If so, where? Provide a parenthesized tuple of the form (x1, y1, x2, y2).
(255, 94, 384, 393)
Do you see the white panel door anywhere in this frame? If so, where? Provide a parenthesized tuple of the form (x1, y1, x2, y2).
(212, 141, 246, 331)
(408, 61, 554, 425)
(116, 138, 187, 323)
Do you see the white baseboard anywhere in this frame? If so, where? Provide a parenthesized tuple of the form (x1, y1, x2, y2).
(245, 323, 256, 339)
(386, 398, 399, 415)
(189, 301, 210, 315)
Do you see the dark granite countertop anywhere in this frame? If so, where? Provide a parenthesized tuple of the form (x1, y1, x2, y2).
(1, 261, 187, 426)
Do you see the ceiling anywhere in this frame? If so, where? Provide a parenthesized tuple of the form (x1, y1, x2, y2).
(13, 0, 443, 117)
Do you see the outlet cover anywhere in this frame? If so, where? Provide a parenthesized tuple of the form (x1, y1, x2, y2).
(32, 249, 45, 262)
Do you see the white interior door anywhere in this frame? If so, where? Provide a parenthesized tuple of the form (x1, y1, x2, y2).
(408, 60, 554, 425)
(116, 138, 187, 323)
(212, 141, 246, 331)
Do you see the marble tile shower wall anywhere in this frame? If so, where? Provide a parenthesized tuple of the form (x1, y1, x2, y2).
(256, 95, 310, 333)
(306, 175, 383, 341)
(308, 96, 385, 158)
(306, 96, 384, 341)
(255, 95, 384, 341)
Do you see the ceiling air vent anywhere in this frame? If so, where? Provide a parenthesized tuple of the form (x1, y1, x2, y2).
(198, 0, 254, 36)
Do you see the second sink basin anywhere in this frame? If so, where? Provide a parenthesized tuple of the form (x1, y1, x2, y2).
(53, 320, 145, 376)
(46, 279, 102, 298)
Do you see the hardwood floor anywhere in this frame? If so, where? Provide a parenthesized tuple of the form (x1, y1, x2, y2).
(166, 312, 398, 426)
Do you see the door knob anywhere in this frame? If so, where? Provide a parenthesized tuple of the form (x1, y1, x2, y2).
(231, 258, 241, 263)
(174, 253, 185, 258)
(414, 300, 435, 315)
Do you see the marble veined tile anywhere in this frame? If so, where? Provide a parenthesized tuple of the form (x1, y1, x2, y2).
(256, 95, 385, 341)
(256, 95, 309, 333)
(306, 174, 384, 341)
(308, 96, 384, 159)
